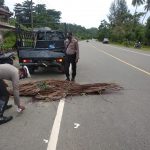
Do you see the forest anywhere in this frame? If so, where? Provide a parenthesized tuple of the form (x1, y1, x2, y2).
(98, 0, 150, 47)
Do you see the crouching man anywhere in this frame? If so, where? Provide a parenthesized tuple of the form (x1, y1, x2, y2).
(0, 64, 30, 125)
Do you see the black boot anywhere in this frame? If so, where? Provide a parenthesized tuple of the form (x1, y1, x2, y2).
(0, 80, 10, 111)
(71, 77, 75, 82)
(0, 100, 13, 125)
(0, 116, 13, 125)
(0, 99, 12, 125)
(0, 80, 13, 125)
(66, 76, 70, 81)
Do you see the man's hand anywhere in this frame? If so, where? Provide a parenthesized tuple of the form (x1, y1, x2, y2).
(17, 105, 25, 112)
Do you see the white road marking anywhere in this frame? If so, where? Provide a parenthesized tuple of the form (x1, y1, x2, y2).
(107, 45, 150, 57)
(91, 45, 150, 76)
(43, 139, 48, 144)
(74, 123, 80, 129)
(47, 99, 65, 150)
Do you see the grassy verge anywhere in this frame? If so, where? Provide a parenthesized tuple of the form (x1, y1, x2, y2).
(141, 46, 150, 51)
(111, 42, 150, 51)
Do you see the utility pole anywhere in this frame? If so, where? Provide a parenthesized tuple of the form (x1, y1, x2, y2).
(31, 0, 33, 30)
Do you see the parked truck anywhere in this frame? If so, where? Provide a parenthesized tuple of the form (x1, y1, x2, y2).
(16, 25, 66, 74)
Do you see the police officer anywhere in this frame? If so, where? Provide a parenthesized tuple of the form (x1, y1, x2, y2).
(0, 64, 27, 125)
(64, 32, 79, 81)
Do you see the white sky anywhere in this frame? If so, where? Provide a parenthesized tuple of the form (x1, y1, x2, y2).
(5, 0, 145, 29)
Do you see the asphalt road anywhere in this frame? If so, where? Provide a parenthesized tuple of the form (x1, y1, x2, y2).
(0, 40, 150, 150)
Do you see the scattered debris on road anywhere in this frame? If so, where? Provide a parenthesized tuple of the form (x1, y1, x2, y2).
(43, 139, 48, 144)
(13, 80, 122, 101)
(74, 123, 80, 129)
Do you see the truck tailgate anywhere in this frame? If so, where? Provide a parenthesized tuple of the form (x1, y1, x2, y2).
(19, 50, 65, 59)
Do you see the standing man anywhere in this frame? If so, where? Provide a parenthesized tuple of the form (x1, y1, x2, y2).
(0, 64, 26, 125)
(64, 32, 79, 81)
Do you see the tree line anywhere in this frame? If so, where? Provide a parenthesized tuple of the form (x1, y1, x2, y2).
(0, 0, 98, 40)
(0, 0, 149, 46)
(98, 0, 150, 46)
(12, 0, 98, 39)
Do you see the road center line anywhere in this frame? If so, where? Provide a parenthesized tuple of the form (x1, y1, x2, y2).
(47, 98, 65, 150)
(91, 45, 150, 76)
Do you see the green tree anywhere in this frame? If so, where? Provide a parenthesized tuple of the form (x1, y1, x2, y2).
(46, 9, 61, 29)
(47, 9, 61, 23)
(145, 17, 150, 45)
(14, 1, 61, 29)
(87, 28, 98, 39)
(108, 0, 129, 26)
(98, 20, 110, 41)
(22, 0, 34, 27)
(34, 4, 46, 15)
(58, 23, 97, 40)
(108, 0, 132, 42)
(14, 3, 23, 23)
(33, 4, 47, 27)
(132, 0, 145, 14)
(106, 0, 146, 43)
(142, 0, 150, 23)
(14, 0, 34, 27)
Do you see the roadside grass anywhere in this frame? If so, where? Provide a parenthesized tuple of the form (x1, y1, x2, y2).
(111, 42, 150, 52)
(141, 47, 150, 51)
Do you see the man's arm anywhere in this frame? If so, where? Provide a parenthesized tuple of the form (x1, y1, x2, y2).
(12, 71, 20, 106)
(12, 71, 25, 111)
(75, 41, 79, 62)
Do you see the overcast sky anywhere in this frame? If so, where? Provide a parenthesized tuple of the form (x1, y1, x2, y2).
(5, 0, 145, 29)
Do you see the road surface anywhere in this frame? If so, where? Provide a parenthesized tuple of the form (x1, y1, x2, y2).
(0, 40, 150, 150)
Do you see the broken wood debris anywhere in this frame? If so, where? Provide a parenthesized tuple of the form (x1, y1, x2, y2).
(17, 80, 122, 101)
